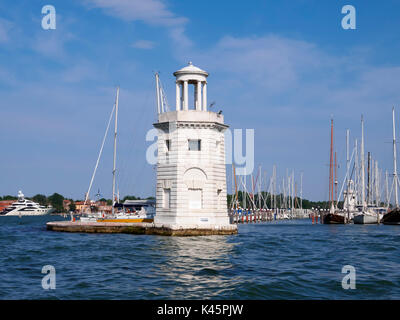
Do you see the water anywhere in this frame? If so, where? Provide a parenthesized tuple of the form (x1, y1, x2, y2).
(0, 216, 399, 299)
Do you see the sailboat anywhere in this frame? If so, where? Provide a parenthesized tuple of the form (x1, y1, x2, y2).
(381, 107, 400, 225)
(353, 115, 381, 224)
(341, 132, 356, 221)
(323, 118, 345, 224)
(79, 87, 154, 223)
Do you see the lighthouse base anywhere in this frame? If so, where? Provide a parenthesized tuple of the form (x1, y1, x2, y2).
(46, 221, 237, 236)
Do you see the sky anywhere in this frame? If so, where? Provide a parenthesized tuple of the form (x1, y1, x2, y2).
(1, 0, 400, 201)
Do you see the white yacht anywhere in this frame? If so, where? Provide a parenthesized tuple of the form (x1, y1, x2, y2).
(0, 191, 54, 216)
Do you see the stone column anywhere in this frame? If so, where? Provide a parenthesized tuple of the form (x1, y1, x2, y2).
(183, 80, 188, 110)
(196, 81, 202, 110)
(176, 81, 181, 111)
(202, 82, 207, 111)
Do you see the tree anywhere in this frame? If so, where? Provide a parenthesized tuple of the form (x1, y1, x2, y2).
(69, 200, 76, 212)
(122, 195, 140, 202)
(47, 193, 65, 213)
(1, 195, 17, 200)
(99, 198, 113, 206)
(32, 194, 47, 206)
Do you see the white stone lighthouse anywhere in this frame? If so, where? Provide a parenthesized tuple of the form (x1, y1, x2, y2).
(153, 62, 236, 233)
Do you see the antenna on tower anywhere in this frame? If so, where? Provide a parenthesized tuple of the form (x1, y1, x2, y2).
(155, 72, 170, 113)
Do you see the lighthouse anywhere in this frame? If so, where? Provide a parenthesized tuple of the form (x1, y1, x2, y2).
(153, 62, 236, 233)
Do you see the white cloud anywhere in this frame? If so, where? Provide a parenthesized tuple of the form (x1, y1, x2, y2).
(84, 0, 187, 27)
(84, 0, 192, 49)
(187, 34, 336, 93)
(131, 40, 156, 49)
(29, 15, 76, 60)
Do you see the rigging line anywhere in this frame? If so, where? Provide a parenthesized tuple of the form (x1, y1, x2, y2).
(237, 175, 257, 209)
(337, 146, 356, 205)
(387, 178, 395, 210)
(82, 103, 116, 212)
(158, 76, 170, 112)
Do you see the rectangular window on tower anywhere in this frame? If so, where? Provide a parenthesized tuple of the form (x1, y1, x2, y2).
(166, 139, 171, 152)
(188, 139, 201, 151)
(163, 188, 171, 209)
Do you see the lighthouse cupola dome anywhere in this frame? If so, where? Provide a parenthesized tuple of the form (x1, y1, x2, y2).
(173, 62, 208, 111)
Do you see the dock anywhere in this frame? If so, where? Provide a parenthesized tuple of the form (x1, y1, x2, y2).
(46, 221, 238, 236)
(229, 208, 311, 223)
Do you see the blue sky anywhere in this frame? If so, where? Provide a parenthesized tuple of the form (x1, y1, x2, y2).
(1, 0, 400, 201)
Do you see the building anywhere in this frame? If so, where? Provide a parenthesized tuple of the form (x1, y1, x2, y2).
(75, 201, 89, 213)
(63, 200, 71, 211)
(153, 62, 236, 232)
(0, 200, 15, 212)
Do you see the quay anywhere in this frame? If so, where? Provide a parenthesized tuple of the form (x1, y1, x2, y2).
(229, 208, 311, 224)
(46, 221, 238, 236)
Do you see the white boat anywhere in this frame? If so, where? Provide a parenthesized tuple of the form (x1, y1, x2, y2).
(0, 191, 54, 216)
(79, 212, 103, 222)
(353, 211, 381, 224)
(352, 115, 379, 224)
(96, 200, 155, 223)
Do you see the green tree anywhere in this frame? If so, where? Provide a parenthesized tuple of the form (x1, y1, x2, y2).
(122, 195, 140, 202)
(69, 200, 76, 212)
(99, 198, 113, 205)
(48, 193, 65, 213)
(1, 195, 17, 200)
(32, 194, 47, 206)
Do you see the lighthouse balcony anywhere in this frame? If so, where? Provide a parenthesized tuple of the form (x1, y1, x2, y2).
(156, 110, 226, 126)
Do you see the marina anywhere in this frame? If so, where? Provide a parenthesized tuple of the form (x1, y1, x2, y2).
(2, 1, 400, 305)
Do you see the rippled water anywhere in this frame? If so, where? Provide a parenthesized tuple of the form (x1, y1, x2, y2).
(0, 216, 399, 299)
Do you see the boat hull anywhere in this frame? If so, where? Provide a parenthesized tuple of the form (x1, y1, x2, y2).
(323, 213, 345, 224)
(2, 208, 54, 216)
(381, 208, 400, 225)
(96, 218, 154, 223)
(353, 214, 378, 224)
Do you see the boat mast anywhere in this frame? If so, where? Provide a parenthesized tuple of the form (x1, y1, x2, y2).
(155, 73, 161, 114)
(82, 101, 116, 215)
(329, 118, 334, 211)
(346, 129, 350, 218)
(367, 152, 371, 206)
(112, 86, 119, 215)
(375, 161, 380, 206)
(273, 165, 277, 211)
(392, 107, 399, 207)
(291, 170, 295, 210)
(233, 164, 238, 211)
(243, 169, 247, 209)
(354, 139, 359, 205)
(300, 171, 303, 210)
(335, 151, 338, 206)
(258, 166, 262, 210)
(361, 115, 366, 211)
(385, 170, 389, 207)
